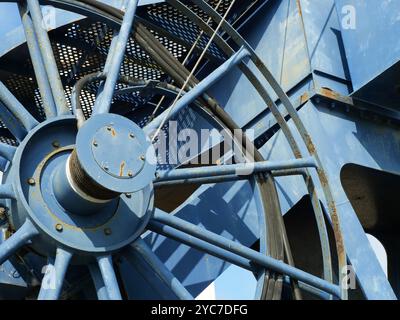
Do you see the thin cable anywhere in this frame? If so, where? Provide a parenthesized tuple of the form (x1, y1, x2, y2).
(147, 0, 224, 124)
(150, 0, 236, 141)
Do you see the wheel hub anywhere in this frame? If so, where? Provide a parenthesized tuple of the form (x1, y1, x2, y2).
(8, 115, 156, 256)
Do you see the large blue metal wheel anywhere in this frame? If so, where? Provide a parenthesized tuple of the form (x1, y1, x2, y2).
(0, 0, 349, 300)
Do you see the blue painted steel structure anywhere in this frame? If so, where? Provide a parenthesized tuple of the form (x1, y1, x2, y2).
(0, 0, 397, 300)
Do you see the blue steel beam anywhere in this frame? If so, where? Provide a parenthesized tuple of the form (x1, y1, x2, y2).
(97, 255, 122, 300)
(0, 81, 38, 131)
(0, 102, 27, 141)
(129, 239, 193, 300)
(260, 100, 398, 300)
(0, 220, 39, 266)
(38, 248, 72, 300)
(155, 157, 317, 182)
(144, 47, 251, 134)
(154, 168, 308, 187)
(94, 0, 139, 115)
(148, 220, 256, 272)
(26, 0, 69, 116)
(149, 211, 341, 298)
(18, 1, 57, 119)
(88, 263, 109, 300)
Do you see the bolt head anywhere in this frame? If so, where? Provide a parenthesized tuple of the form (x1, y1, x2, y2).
(104, 228, 112, 236)
(128, 171, 133, 177)
(107, 126, 112, 131)
(27, 178, 36, 186)
(55, 224, 63, 232)
(140, 155, 145, 161)
(52, 141, 60, 148)
(93, 141, 98, 147)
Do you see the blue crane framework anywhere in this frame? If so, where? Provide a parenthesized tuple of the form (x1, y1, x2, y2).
(0, 0, 398, 300)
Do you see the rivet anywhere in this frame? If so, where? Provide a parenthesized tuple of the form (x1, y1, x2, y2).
(128, 171, 133, 177)
(55, 224, 63, 232)
(140, 155, 145, 161)
(104, 228, 112, 236)
(107, 126, 112, 131)
(129, 133, 135, 139)
(125, 193, 132, 198)
(104, 165, 109, 171)
(27, 178, 36, 186)
(52, 141, 60, 148)
(93, 141, 98, 147)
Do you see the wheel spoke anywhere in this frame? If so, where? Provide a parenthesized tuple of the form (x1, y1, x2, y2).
(147, 220, 255, 272)
(149, 211, 341, 298)
(0, 81, 38, 131)
(154, 157, 317, 183)
(130, 238, 193, 300)
(26, 0, 69, 116)
(88, 263, 109, 300)
(97, 255, 122, 300)
(38, 247, 72, 300)
(93, 0, 139, 115)
(0, 102, 27, 141)
(0, 219, 39, 266)
(0, 143, 16, 162)
(18, 1, 57, 119)
(144, 47, 251, 135)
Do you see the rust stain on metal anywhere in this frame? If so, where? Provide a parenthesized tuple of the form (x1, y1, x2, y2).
(318, 87, 354, 105)
(304, 133, 316, 154)
(299, 92, 309, 105)
(111, 128, 116, 137)
(318, 169, 328, 188)
(328, 201, 345, 258)
(119, 161, 126, 177)
(296, 0, 303, 18)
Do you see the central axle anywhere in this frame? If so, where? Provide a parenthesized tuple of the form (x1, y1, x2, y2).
(51, 113, 156, 216)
